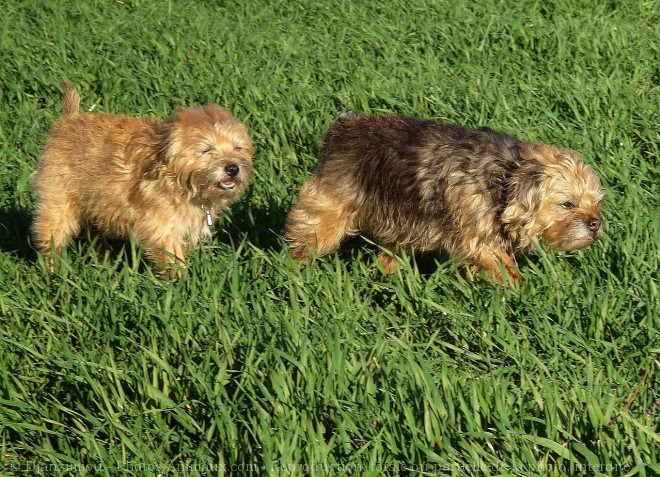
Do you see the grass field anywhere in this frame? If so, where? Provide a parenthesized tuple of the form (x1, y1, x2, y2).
(1, 0, 658, 475)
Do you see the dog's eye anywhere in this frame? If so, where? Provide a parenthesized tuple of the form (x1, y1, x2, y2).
(200, 146, 214, 155)
(560, 201, 577, 209)
(233, 145, 244, 152)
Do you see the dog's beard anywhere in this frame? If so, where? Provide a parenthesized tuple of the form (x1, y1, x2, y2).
(546, 220, 602, 250)
(193, 163, 251, 203)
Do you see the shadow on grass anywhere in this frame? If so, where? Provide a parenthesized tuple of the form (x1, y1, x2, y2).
(0, 205, 36, 263)
(215, 195, 290, 252)
(337, 235, 452, 276)
(0, 202, 152, 275)
(0, 194, 458, 278)
(0, 194, 290, 273)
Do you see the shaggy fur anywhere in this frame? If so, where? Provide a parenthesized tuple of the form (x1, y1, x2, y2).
(284, 113, 603, 283)
(32, 82, 254, 276)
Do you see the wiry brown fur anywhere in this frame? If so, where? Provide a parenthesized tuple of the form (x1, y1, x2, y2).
(285, 113, 603, 283)
(32, 81, 254, 276)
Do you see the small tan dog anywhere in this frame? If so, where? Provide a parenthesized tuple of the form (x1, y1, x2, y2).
(285, 113, 603, 283)
(32, 82, 254, 276)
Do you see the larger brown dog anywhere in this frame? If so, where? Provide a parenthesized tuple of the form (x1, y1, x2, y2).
(32, 82, 254, 276)
(285, 113, 603, 283)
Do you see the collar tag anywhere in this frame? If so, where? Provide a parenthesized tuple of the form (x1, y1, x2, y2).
(202, 206, 213, 226)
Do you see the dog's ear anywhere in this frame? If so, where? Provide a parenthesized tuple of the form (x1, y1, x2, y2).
(501, 144, 548, 243)
(157, 112, 189, 166)
(519, 142, 578, 166)
(164, 104, 235, 129)
(199, 104, 235, 126)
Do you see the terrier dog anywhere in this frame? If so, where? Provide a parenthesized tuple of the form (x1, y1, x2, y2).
(284, 113, 603, 283)
(32, 82, 254, 276)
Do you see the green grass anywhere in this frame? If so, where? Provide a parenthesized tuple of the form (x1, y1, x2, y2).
(1, 0, 658, 475)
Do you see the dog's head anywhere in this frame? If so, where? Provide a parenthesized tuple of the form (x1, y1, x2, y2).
(161, 104, 254, 203)
(503, 143, 603, 250)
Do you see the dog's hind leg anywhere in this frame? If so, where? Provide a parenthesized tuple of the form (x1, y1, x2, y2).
(32, 192, 82, 271)
(284, 175, 357, 264)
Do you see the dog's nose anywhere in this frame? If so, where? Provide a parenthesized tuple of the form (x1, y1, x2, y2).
(225, 164, 240, 177)
(587, 217, 601, 232)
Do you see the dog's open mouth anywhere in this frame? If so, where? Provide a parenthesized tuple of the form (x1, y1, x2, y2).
(215, 180, 236, 191)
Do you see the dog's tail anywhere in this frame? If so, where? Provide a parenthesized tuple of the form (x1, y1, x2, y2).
(61, 80, 80, 116)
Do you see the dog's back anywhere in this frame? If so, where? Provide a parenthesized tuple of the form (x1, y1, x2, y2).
(34, 83, 163, 235)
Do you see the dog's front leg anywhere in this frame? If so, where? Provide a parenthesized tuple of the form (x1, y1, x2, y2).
(466, 247, 524, 285)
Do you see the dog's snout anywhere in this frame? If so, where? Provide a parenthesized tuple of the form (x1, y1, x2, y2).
(587, 217, 601, 232)
(225, 164, 240, 177)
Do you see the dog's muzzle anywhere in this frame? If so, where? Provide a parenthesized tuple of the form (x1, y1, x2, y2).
(215, 163, 242, 191)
